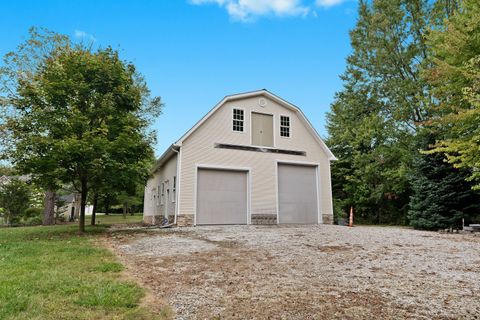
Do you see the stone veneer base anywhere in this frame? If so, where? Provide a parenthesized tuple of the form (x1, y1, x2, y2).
(322, 214, 334, 225)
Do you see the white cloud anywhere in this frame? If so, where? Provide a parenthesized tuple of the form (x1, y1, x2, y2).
(74, 30, 96, 42)
(190, 0, 310, 21)
(190, 0, 352, 21)
(316, 0, 348, 8)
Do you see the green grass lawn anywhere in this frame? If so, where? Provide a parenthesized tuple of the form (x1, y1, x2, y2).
(86, 213, 144, 226)
(0, 223, 168, 320)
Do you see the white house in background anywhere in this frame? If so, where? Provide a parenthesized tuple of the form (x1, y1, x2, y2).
(143, 90, 336, 226)
(0, 175, 30, 185)
(57, 193, 93, 221)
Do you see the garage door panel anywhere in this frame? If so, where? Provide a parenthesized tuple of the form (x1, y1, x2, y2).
(197, 169, 248, 225)
(278, 164, 318, 224)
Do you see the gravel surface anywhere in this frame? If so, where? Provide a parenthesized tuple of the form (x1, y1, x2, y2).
(106, 225, 480, 320)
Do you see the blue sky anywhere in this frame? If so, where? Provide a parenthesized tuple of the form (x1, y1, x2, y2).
(1, 0, 357, 157)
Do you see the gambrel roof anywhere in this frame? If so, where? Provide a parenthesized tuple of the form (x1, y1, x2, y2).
(153, 89, 336, 172)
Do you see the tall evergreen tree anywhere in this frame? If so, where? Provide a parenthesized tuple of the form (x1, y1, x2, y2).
(408, 131, 480, 229)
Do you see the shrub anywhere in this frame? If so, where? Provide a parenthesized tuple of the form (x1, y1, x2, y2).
(26, 216, 43, 226)
(0, 179, 31, 225)
(9, 216, 21, 225)
(24, 207, 43, 219)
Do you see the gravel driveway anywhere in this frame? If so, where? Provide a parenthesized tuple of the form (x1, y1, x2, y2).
(107, 225, 480, 319)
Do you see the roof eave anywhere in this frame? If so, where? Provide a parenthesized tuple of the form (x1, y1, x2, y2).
(151, 144, 180, 173)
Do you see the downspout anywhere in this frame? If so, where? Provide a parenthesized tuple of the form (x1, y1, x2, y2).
(171, 145, 180, 225)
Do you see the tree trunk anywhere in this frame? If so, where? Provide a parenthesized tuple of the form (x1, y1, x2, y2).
(79, 178, 88, 233)
(42, 189, 56, 225)
(104, 196, 110, 215)
(91, 192, 98, 226)
(123, 202, 127, 219)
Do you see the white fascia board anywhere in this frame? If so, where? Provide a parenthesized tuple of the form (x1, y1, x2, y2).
(151, 144, 180, 173)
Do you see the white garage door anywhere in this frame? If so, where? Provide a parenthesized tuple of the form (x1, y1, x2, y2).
(196, 168, 248, 225)
(278, 163, 319, 224)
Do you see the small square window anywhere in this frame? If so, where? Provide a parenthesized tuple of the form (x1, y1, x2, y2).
(280, 116, 290, 137)
(233, 108, 244, 132)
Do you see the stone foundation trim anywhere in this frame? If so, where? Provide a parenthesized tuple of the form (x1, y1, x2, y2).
(177, 214, 194, 227)
(251, 214, 277, 225)
(143, 215, 169, 225)
(322, 214, 333, 225)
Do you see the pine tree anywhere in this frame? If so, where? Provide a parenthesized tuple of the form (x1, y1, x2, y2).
(408, 131, 480, 230)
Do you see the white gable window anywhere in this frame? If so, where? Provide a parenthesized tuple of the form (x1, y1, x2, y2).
(280, 115, 290, 137)
(172, 176, 176, 202)
(233, 108, 244, 132)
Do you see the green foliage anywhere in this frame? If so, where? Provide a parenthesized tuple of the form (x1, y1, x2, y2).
(24, 206, 43, 219)
(326, 0, 478, 227)
(1, 28, 163, 232)
(0, 179, 31, 224)
(23, 207, 43, 225)
(0, 164, 16, 176)
(408, 131, 480, 230)
(25, 215, 43, 226)
(327, 0, 434, 224)
(346, 0, 432, 128)
(0, 28, 70, 190)
(327, 92, 412, 224)
(423, 0, 480, 190)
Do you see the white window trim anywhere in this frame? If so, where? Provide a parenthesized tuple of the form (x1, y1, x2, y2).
(172, 176, 176, 203)
(279, 114, 291, 139)
(232, 107, 245, 133)
(160, 182, 165, 205)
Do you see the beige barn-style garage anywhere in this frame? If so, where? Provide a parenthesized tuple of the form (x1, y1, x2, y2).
(143, 90, 336, 226)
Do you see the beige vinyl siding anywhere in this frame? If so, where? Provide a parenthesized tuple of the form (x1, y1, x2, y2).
(144, 153, 178, 217)
(178, 94, 333, 221)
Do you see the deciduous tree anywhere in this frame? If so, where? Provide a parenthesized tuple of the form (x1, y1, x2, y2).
(1, 29, 162, 232)
(0, 28, 68, 225)
(327, 0, 433, 223)
(423, 0, 480, 190)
